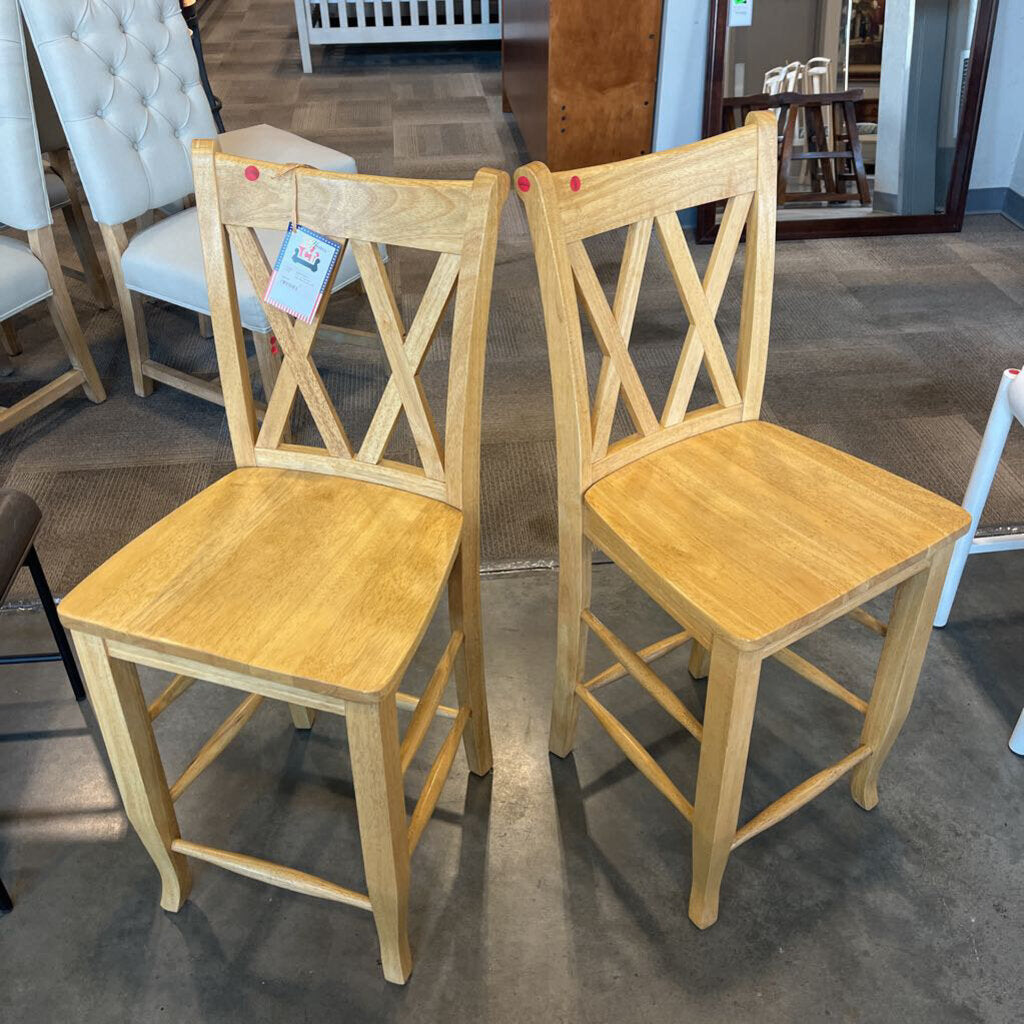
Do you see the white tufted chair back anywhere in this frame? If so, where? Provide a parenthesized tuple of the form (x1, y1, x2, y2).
(0, 0, 51, 231)
(20, 0, 218, 226)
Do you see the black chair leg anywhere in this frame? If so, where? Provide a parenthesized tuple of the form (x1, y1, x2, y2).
(24, 546, 85, 702)
(0, 874, 12, 913)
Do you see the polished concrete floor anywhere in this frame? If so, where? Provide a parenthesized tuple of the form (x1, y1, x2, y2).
(0, 559, 1021, 1022)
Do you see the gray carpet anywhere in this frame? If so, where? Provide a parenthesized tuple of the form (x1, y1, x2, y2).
(2, 1, 1024, 604)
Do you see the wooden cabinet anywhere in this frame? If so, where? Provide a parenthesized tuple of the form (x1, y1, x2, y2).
(502, 0, 665, 171)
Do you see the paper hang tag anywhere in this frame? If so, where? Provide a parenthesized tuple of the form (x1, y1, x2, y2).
(264, 223, 342, 325)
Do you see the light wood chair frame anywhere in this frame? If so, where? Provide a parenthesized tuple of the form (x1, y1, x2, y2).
(1, 222, 105, 435)
(68, 140, 508, 983)
(517, 111, 959, 928)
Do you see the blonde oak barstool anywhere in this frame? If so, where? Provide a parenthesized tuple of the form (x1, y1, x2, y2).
(517, 112, 971, 929)
(58, 143, 508, 984)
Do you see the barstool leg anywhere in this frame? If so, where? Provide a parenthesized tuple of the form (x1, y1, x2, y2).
(689, 642, 762, 929)
(448, 545, 493, 776)
(851, 546, 953, 811)
(549, 526, 592, 758)
(347, 698, 412, 984)
(72, 632, 191, 911)
(0, 873, 12, 913)
(25, 546, 85, 701)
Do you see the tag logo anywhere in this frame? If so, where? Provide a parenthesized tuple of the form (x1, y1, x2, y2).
(291, 240, 321, 272)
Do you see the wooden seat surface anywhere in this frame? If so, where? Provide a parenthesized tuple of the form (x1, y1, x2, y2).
(584, 420, 970, 651)
(59, 468, 463, 701)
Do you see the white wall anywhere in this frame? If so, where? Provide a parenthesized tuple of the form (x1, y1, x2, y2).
(969, 0, 1024, 192)
(652, 0, 710, 153)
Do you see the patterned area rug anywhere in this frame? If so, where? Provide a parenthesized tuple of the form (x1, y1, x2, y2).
(2, 2, 1023, 603)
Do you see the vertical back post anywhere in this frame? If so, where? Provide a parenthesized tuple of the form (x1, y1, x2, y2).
(192, 138, 258, 466)
(735, 110, 778, 421)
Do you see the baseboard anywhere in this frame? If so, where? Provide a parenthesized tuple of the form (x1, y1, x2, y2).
(966, 186, 1024, 228)
(872, 190, 898, 213)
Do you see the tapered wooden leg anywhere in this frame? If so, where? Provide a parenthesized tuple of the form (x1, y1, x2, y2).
(28, 227, 105, 403)
(851, 547, 954, 811)
(347, 698, 412, 984)
(2, 320, 21, 356)
(448, 544, 492, 776)
(689, 641, 761, 929)
(688, 640, 711, 680)
(72, 632, 191, 911)
(99, 222, 153, 397)
(550, 527, 592, 758)
(288, 704, 317, 730)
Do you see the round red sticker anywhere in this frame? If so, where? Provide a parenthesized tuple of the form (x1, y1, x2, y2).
(517, 176, 530, 192)
(570, 176, 581, 192)
(244, 165, 259, 181)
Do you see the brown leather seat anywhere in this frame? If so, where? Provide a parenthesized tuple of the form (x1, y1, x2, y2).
(0, 489, 41, 602)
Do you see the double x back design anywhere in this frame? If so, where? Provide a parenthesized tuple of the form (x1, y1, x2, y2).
(192, 139, 508, 510)
(517, 111, 777, 489)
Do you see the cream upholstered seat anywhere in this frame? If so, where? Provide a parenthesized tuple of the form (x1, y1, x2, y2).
(121, 209, 366, 333)
(0, 237, 52, 319)
(20, 0, 368, 407)
(0, 0, 105, 433)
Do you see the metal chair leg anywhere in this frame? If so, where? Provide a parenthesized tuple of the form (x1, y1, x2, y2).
(24, 546, 85, 702)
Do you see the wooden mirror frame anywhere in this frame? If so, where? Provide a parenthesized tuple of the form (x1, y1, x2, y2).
(696, 0, 1001, 242)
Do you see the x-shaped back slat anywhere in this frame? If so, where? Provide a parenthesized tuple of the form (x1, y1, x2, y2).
(569, 239, 659, 445)
(588, 218, 654, 460)
(656, 193, 751, 425)
(228, 225, 353, 456)
(356, 250, 460, 468)
(351, 240, 445, 481)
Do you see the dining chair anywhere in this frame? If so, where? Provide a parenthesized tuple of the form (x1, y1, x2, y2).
(57, 140, 508, 983)
(933, 366, 1024, 754)
(516, 112, 971, 929)
(0, 0, 105, 434)
(21, 0, 372, 409)
(23, 27, 112, 309)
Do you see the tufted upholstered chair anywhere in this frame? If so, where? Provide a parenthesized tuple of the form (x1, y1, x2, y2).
(0, 0, 105, 434)
(21, 0, 369, 409)
(23, 29, 112, 308)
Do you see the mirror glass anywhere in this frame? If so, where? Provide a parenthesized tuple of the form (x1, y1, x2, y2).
(719, 0, 978, 222)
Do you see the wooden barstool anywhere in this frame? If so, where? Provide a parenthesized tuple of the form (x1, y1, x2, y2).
(517, 112, 969, 928)
(58, 144, 508, 983)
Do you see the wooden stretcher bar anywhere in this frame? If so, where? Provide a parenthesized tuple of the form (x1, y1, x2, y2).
(582, 610, 703, 741)
(171, 838, 371, 910)
(169, 693, 264, 801)
(407, 706, 470, 855)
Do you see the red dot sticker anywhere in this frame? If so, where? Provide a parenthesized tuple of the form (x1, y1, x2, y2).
(517, 175, 530, 192)
(244, 165, 259, 181)
(570, 175, 581, 192)
(1010, 368, 1020, 375)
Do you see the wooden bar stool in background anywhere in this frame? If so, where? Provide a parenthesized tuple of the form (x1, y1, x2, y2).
(517, 112, 969, 928)
(723, 90, 871, 207)
(58, 145, 508, 982)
